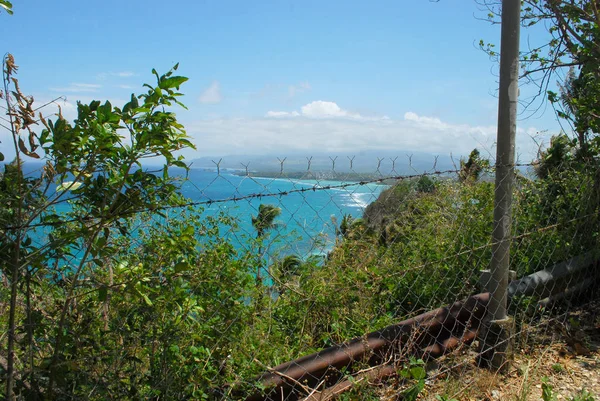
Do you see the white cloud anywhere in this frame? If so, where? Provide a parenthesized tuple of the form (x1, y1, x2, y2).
(288, 81, 311, 98)
(302, 100, 350, 118)
(97, 71, 136, 80)
(267, 100, 387, 121)
(49, 83, 101, 93)
(185, 111, 549, 162)
(199, 81, 223, 104)
(114, 71, 135, 77)
(403, 111, 497, 138)
(266, 110, 300, 117)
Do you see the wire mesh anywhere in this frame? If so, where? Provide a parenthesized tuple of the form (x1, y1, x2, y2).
(1, 152, 599, 400)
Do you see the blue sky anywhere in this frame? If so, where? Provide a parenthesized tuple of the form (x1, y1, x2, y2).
(1, 1, 562, 162)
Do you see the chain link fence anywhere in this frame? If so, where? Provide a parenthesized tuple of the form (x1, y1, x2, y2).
(2, 148, 599, 400)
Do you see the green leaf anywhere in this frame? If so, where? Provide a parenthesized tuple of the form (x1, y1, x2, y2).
(183, 225, 195, 236)
(151, 68, 160, 81)
(0, 0, 14, 15)
(98, 286, 108, 302)
(410, 366, 426, 380)
(172, 160, 188, 169)
(159, 76, 188, 90)
(96, 236, 107, 248)
(57, 181, 82, 192)
(174, 262, 191, 273)
(123, 95, 140, 114)
(402, 380, 425, 401)
(89, 100, 101, 111)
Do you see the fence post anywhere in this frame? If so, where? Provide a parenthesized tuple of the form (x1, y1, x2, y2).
(479, 0, 520, 371)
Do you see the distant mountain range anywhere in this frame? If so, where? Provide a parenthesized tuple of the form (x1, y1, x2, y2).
(190, 150, 461, 175)
(5, 150, 469, 177)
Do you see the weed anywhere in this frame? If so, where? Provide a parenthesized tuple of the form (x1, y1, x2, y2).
(570, 389, 596, 401)
(542, 377, 557, 401)
(551, 363, 564, 373)
(398, 358, 427, 401)
(435, 395, 459, 401)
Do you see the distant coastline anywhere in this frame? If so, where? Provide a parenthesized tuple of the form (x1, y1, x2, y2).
(230, 170, 395, 184)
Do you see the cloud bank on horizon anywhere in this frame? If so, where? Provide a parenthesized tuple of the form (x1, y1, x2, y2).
(185, 100, 549, 162)
(0, 97, 550, 164)
(0, 1, 565, 166)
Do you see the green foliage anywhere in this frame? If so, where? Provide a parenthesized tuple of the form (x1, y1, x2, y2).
(338, 176, 495, 316)
(513, 137, 600, 276)
(570, 390, 596, 401)
(541, 377, 596, 401)
(339, 214, 365, 238)
(0, 55, 257, 400)
(459, 148, 489, 183)
(399, 358, 426, 401)
(252, 203, 281, 286)
(416, 174, 436, 193)
(436, 395, 458, 401)
(551, 363, 564, 374)
(542, 377, 557, 401)
(273, 254, 302, 279)
(0, 0, 12, 15)
(535, 134, 578, 180)
(481, 1, 600, 148)
(336, 379, 380, 401)
(1, 11, 598, 394)
(252, 204, 281, 239)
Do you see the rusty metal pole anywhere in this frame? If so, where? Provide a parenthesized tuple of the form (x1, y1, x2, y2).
(480, 0, 520, 370)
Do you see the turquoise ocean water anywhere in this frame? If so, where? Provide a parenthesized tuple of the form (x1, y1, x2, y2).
(177, 168, 385, 258)
(16, 163, 385, 261)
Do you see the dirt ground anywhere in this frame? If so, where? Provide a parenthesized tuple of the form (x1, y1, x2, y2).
(304, 297, 600, 401)
(419, 298, 600, 401)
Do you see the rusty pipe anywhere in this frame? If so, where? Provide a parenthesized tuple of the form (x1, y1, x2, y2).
(238, 255, 600, 401)
(301, 329, 480, 401)
(242, 293, 489, 401)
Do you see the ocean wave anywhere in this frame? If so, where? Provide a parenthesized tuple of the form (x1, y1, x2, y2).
(339, 192, 374, 209)
(248, 175, 319, 188)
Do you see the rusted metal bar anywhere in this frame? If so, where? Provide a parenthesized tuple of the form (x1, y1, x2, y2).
(301, 365, 397, 401)
(234, 254, 600, 401)
(422, 328, 478, 358)
(301, 329, 480, 401)
(242, 293, 489, 401)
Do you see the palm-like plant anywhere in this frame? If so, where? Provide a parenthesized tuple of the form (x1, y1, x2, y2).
(252, 204, 281, 285)
(252, 204, 281, 238)
(275, 255, 302, 281)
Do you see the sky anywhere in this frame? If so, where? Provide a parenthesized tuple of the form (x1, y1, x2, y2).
(0, 0, 565, 164)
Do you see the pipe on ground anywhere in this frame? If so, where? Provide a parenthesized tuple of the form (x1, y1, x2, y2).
(508, 252, 599, 301)
(240, 293, 489, 401)
(301, 329, 480, 401)
(238, 253, 600, 401)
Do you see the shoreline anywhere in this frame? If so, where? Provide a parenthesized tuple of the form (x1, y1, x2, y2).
(229, 170, 395, 185)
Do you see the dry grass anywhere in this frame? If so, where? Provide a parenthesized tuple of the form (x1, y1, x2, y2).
(350, 296, 600, 401)
(420, 299, 600, 401)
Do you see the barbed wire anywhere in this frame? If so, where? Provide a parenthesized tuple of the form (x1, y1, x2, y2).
(2, 155, 598, 400)
(0, 163, 545, 232)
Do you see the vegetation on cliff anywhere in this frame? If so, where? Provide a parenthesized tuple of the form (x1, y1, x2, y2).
(3, 1, 600, 398)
